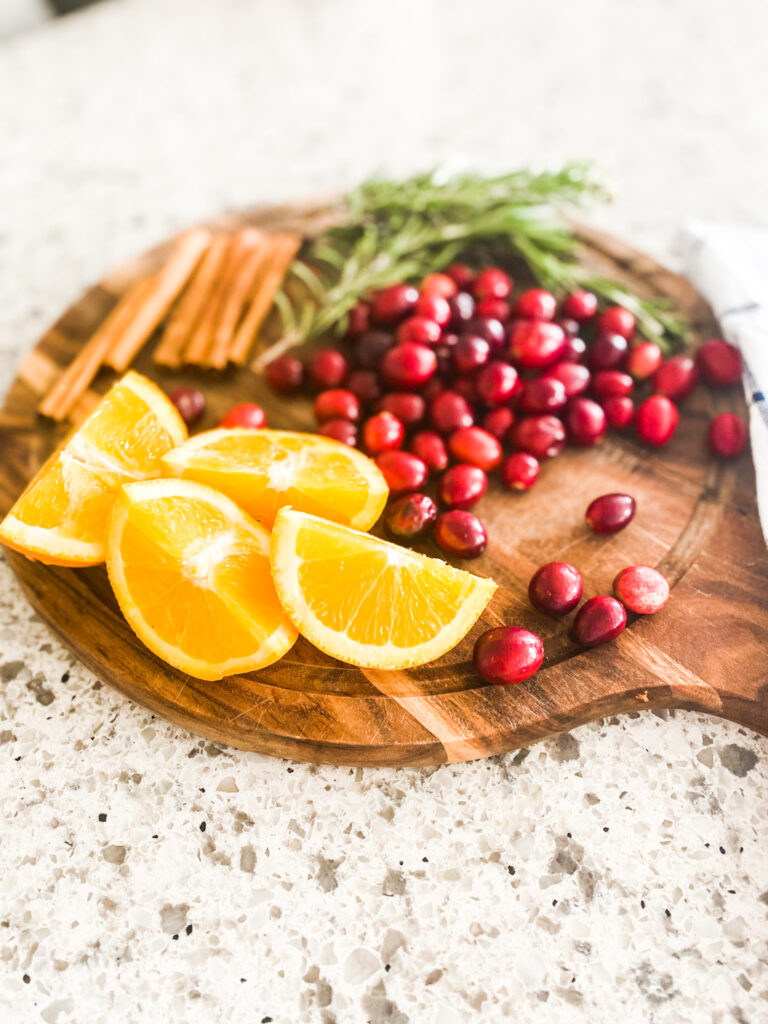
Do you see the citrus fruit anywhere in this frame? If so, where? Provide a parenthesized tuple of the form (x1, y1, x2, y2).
(107, 478, 297, 680)
(0, 371, 186, 566)
(161, 428, 388, 530)
(269, 509, 497, 669)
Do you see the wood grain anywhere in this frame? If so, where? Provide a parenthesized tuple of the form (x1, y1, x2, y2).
(1, 203, 766, 765)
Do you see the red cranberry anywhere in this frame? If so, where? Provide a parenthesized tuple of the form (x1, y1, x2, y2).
(307, 348, 348, 389)
(528, 562, 583, 616)
(565, 398, 607, 446)
(453, 334, 491, 374)
(708, 412, 747, 457)
(438, 464, 488, 509)
(653, 355, 699, 401)
(501, 452, 540, 491)
(429, 391, 474, 434)
(344, 301, 371, 339)
(697, 338, 742, 387)
(409, 430, 448, 471)
(420, 272, 457, 299)
(509, 321, 567, 369)
(589, 333, 628, 371)
(519, 377, 567, 414)
(572, 595, 627, 647)
(446, 264, 475, 289)
(422, 375, 447, 402)
(482, 407, 515, 440)
(476, 298, 511, 322)
(473, 627, 543, 685)
(510, 416, 566, 459)
(220, 403, 266, 429)
(514, 288, 557, 321)
(319, 419, 357, 446)
(475, 361, 519, 407)
(375, 450, 429, 495)
(355, 330, 394, 369)
(592, 370, 634, 399)
(169, 387, 205, 427)
(314, 389, 360, 424)
(602, 396, 635, 429)
(596, 306, 635, 339)
(626, 341, 662, 381)
(452, 377, 477, 402)
(542, 362, 591, 398)
(346, 368, 382, 405)
(434, 509, 487, 558)
(448, 427, 502, 471)
(371, 284, 418, 324)
(586, 493, 636, 534)
(381, 342, 437, 389)
(362, 411, 405, 455)
(613, 565, 669, 614)
(265, 355, 304, 395)
(561, 290, 598, 322)
(557, 316, 580, 337)
(377, 392, 425, 428)
(473, 267, 512, 301)
(465, 317, 506, 352)
(561, 335, 587, 362)
(415, 294, 452, 326)
(384, 493, 438, 540)
(447, 291, 476, 326)
(396, 316, 442, 346)
(636, 395, 678, 446)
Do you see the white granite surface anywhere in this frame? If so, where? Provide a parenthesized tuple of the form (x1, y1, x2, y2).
(1, 1, 767, 1021)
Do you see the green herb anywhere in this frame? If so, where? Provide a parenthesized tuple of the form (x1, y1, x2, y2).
(274, 165, 687, 352)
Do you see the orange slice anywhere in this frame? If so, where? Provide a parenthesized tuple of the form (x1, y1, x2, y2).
(161, 428, 388, 530)
(107, 479, 297, 680)
(269, 509, 497, 669)
(0, 371, 186, 566)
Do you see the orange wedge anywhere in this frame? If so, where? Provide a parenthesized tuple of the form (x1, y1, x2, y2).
(107, 479, 297, 680)
(269, 509, 497, 669)
(161, 428, 388, 530)
(0, 371, 186, 566)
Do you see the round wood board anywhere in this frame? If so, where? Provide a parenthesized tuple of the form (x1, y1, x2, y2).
(1, 203, 767, 765)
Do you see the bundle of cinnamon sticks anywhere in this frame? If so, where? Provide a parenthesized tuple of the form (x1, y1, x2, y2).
(39, 226, 301, 421)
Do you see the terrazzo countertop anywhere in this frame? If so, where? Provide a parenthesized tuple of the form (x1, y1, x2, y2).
(1, 1, 767, 1021)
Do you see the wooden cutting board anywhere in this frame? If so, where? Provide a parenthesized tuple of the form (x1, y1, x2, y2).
(1, 202, 767, 765)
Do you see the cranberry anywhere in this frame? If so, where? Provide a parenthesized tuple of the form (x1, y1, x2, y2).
(697, 338, 742, 387)
(510, 416, 566, 459)
(346, 369, 382, 405)
(434, 509, 487, 558)
(589, 333, 628, 371)
(381, 342, 437, 389)
(377, 392, 425, 428)
(362, 411, 405, 455)
(561, 290, 598, 322)
(447, 291, 476, 326)
(385, 493, 438, 540)
(596, 306, 635, 339)
(465, 317, 506, 352)
(409, 430, 448, 471)
(396, 316, 442, 346)
(501, 452, 540, 491)
(475, 361, 519, 407)
(528, 562, 583, 616)
(636, 395, 678, 446)
(452, 377, 477, 402)
(708, 412, 747, 457)
(265, 355, 304, 395)
(542, 362, 591, 398)
(420, 272, 457, 299)
(438, 464, 488, 509)
(602, 396, 635, 429)
(476, 298, 511, 322)
(314, 389, 360, 423)
(565, 397, 607, 446)
(626, 341, 662, 381)
(429, 391, 474, 434)
(509, 321, 567, 369)
(473, 627, 543, 685)
(375, 450, 429, 495)
(371, 284, 418, 324)
(448, 427, 503, 471)
(557, 316, 581, 337)
(473, 267, 512, 302)
(415, 294, 452, 327)
(613, 565, 669, 614)
(519, 377, 567, 415)
(319, 419, 357, 446)
(586, 493, 636, 534)
(572, 596, 627, 647)
(653, 355, 698, 401)
(446, 263, 475, 289)
(355, 330, 394, 369)
(219, 403, 266, 429)
(513, 288, 557, 321)
(592, 370, 634, 399)
(169, 387, 205, 427)
(422, 376, 447, 403)
(453, 334, 491, 374)
(482, 407, 515, 440)
(307, 348, 348, 389)
(561, 335, 587, 362)
(344, 301, 371, 339)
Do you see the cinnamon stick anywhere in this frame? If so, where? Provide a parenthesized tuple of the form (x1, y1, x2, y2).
(206, 244, 270, 369)
(229, 233, 301, 366)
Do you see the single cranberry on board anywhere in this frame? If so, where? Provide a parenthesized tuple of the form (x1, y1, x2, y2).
(565, 397, 607, 446)
(396, 316, 442, 346)
(306, 348, 348, 389)
(561, 289, 598, 322)
(453, 334, 491, 374)
(314, 389, 360, 424)
(265, 355, 304, 395)
(513, 288, 557, 321)
(519, 376, 567, 415)
(318, 418, 357, 446)
(344, 301, 371, 339)
(595, 306, 635, 339)
(438, 464, 488, 509)
(542, 361, 591, 398)
(474, 360, 519, 407)
(482, 406, 515, 441)
(613, 565, 670, 614)
(415, 293, 452, 326)
(476, 298, 511, 322)
(528, 562, 583, 616)
(381, 342, 437, 389)
(361, 411, 405, 455)
(636, 395, 679, 446)
(219, 403, 267, 429)
(371, 283, 418, 324)
(510, 416, 566, 460)
(588, 332, 629, 371)
(509, 320, 567, 369)
(448, 427, 503, 471)
(169, 387, 205, 427)
(375, 450, 429, 495)
(572, 595, 627, 647)
(447, 291, 476, 326)
(445, 263, 475, 290)
(557, 316, 581, 337)
(355, 330, 394, 369)
(434, 509, 488, 558)
(420, 272, 458, 299)
(696, 338, 742, 386)
(465, 316, 506, 351)
(501, 452, 540, 491)
(473, 627, 544, 685)
(429, 390, 475, 434)
(586, 493, 636, 534)
(384, 493, 438, 541)
(346, 369, 382, 405)
(602, 395, 635, 430)
(626, 340, 663, 381)
(472, 267, 512, 302)
(592, 370, 634, 399)
(376, 392, 426, 428)
(409, 430, 448, 471)
(561, 335, 587, 362)
(653, 355, 699, 402)
(708, 412, 747, 457)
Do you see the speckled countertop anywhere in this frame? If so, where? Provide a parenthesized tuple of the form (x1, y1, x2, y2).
(1, 1, 767, 1022)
